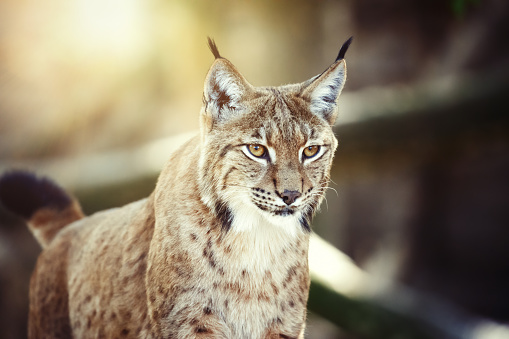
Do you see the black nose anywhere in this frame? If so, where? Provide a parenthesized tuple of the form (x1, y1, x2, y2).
(280, 190, 301, 206)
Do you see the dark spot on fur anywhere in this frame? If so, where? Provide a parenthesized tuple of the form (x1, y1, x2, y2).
(222, 166, 237, 189)
(299, 215, 311, 232)
(271, 282, 279, 295)
(219, 144, 232, 158)
(136, 253, 146, 263)
(286, 266, 298, 284)
(190, 233, 197, 241)
(121, 329, 129, 336)
(255, 203, 268, 211)
(203, 247, 217, 268)
(215, 200, 233, 232)
(204, 306, 212, 315)
(195, 325, 210, 333)
(258, 291, 270, 302)
(251, 130, 262, 139)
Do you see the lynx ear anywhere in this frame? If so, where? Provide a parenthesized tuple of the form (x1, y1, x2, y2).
(202, 39, 253, 130)
(301, 37, 352, 125)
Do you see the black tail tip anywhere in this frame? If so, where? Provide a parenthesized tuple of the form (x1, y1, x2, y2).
(207, 37, 221, 59)
(335, 36, 353, 62)
(0, 171, 71, 220)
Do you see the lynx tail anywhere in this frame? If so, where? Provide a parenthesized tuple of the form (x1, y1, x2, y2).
(0, 171, 84, 248)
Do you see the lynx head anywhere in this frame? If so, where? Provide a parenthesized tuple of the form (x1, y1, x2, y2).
(198, 38, 352, 236)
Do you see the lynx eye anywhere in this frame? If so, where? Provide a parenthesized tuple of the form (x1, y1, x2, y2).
(248, 144, 267, 158)
(303, 145, 320, 159)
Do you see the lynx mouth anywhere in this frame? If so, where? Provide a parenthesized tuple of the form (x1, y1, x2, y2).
(250, 188, 300, 217)
(273, 207, 295, 216)
(252, 201, 296, 217)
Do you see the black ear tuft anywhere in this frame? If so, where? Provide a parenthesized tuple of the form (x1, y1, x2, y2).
(0, 171, 71, 219)
(207, 37, 221, 59)
(335, 36, 353, 62)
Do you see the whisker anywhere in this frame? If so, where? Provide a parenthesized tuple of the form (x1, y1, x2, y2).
(325, 186, 339, 197)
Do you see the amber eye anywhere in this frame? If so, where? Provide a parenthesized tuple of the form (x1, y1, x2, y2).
(248, 144, 267, 158)
(303, 145, 320, 159)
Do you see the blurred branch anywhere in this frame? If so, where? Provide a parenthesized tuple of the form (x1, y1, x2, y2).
(308, 281, 429, 339)
(308, 276, 509, 339)
(310, 233, 509, 339)
(336, 65, 509, 126)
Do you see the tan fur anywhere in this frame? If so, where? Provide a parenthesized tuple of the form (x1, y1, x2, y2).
(20, 39, 350, 338)
(29, 200, 84, 248)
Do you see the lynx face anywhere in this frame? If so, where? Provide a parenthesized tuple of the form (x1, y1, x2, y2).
(198, 41, 347, 236)
(200, 91, 337, 235)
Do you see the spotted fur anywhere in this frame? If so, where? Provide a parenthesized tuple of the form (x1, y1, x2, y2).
(0, 37, 351, 338)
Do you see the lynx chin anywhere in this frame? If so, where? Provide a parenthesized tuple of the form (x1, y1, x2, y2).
(0, 36, 352, 338)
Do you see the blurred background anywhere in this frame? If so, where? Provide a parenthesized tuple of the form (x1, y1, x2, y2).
(1, 0, 509, 338)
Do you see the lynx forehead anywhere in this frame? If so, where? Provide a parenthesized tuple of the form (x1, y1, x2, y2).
(0, 36, 352, 338)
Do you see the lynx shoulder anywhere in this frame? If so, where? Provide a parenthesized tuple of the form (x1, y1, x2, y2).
(0, 37, 352, 338)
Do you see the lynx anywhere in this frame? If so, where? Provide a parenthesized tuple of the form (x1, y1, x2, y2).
(0, 37, 352, 338)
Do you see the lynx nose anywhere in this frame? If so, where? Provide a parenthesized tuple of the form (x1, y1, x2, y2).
(280, 190, 301, 206)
